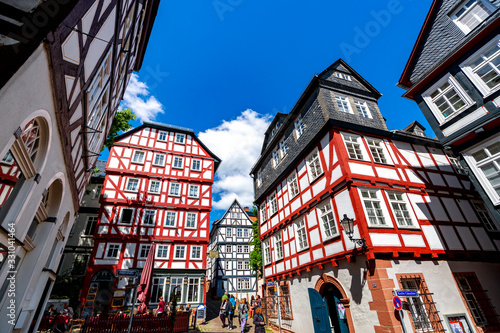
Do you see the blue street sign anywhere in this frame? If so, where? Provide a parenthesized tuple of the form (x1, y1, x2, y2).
(395, 290, 419, 298)
(393, 296, 403, 310)
(267, 282, 275, 286)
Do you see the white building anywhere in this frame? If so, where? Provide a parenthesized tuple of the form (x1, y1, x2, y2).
(207, 200, 258, 299)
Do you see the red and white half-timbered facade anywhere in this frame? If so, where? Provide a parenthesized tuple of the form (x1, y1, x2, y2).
(82, 122, 220, 315)
(251, 59, 500, 333)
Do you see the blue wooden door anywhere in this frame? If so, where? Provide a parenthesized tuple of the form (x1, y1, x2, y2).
(308, 288, 331, 333)
(334, 296, 349, 333)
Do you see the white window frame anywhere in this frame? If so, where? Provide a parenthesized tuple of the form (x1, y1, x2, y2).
(237, 228, 243, 237)
(317, 201, 339, 240)
(175, 133, 186, 144)
(279, 139, 288, 159)
(243, 228, 249, 238)
(272, 150, 280, 168)
(186, 212, 197, 229)
(187, 278, 200, 303)
(269, 193, 278, 216)
(335, 94, 354, 114)
(342, 133, 368, 161)
(125, 178, 139, 192)
(464, 135, 500, 205)
(460, 35, 500, 96)
(451, 0, 496, 34)
(256, 172, 262, 187)
(105, 243, 121, 259)
(237, 245, 243, 253)
(138, 244, 151, 259)
(158, 130, 168, 142)
(84, 215, 98, 236)
(173, 156, 183, 169)
(190, 245, 202, 260)
(173, 245, 186, 260)
(153, 153, 165, 167)
(359, 188, 392, 228)
(386, 191, 418, 229)
(237, 261, 243, 270)
(295, 218, 309, 252)
(191, 159, 202, 172)
(334, 71, 352, 81)
(118, 208, 134, 225)
(422, 74, 474, 124)
(288, 172, 300, 199)
(260, 204, 267, 223)
(149, 180, 161, 194)
(169, 183, 181, 197)
(244, 245, 249, 253)
(142, 209, 156, 226)
(226, 227, 232, 237)
(472, 201, 498, 231)
(294, 118, 305, 138)
(164, 211, 177, 228)
(132, 150, 146, 164)
(366, 137, 390, 164)
(188, 184, 200, 198)
(354, 100, 372, 118)
(156, 245, 169, 259)
(306, 148, 324, 181)
(274, 232, 283, 261)
(263, 240, 271, 265)
(226, 245, 232, 253)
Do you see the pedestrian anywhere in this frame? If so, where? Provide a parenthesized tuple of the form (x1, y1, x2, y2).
(220, 299, 228, 328)
(157, 297, 165, 316)
(222, 291, 229, 302)
(238, 298, 249, 333)
(249, 296, 255, 318)
(166, 302, 172, 315)
(228, 294, 236, 329)
(253, 307, 265, 333)
(251, 295, 262, 317)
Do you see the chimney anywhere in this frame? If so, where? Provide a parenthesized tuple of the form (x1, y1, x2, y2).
(244, 207, 249, 212)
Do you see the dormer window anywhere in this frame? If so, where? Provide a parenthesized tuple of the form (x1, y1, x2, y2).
(451, 0, 495, 34)
(294, 118, 305, 139)
(334, 71, 352, 81)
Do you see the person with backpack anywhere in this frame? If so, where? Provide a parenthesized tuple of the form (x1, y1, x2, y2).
(228, 294, 236, 329)
(238, 298, 249, 333)
(220, 299, 229, 328)
(253, 307, 265, 333)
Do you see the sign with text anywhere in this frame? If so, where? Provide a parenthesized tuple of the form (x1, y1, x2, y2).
(196, 304, 205, 319)
(116, 269, 138, 278)
(394, 290, 419, 298)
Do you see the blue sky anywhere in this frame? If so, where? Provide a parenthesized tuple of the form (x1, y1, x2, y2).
(115, 0, 433, 221)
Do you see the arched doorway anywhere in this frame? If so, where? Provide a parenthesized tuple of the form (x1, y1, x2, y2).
(314, 274, 354, 333)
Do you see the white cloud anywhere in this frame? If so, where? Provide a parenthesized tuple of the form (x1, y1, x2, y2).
(198, 109, 272, 210)
(121, 73, 164, 122)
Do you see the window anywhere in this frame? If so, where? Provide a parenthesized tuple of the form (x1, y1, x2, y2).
(288, 172, 300, 199)
(237, 245, 243, 253)
(237, 277, 250, 290)
(187, 278, 200, 302)
(226, 245, 232, 252)
(149, 180, 161, 193)
(142, 209, 156, 226)
(164, 211, 176, 227)
(156, 245, 169, 259)
(244, 261, 250, 269)
(1, 150, 14, 164)
(132, 151, 145, 164)
(153, 153, 165, 166)
(454, 272, 499, 327)
(169, 183, 181, 196)
(191, 246, 202, 260)
(175, 133, 186, 144)
(387, 192, 415, 227)
(173, 156, 183, 169)
(307, 149, 323, 181)
(422, 75, 473, 123)
(295, 218, 308, 251)
(158, 131, 167, 141)
(467, 139, 500, 204)
(256, 172, 262, 187)
(105, 244, 121, 258)
(335, 95, 353, 113)
(400, 277, 436, 332)
(451, 0, 495, 34)
(269, 193, 278, 215)
(139, 244, 151, 259)
(237, 261, 243, 270)
(125, 178, 139, 192)
(279, 139, 288, 158)
(169, 277, 183, 302)
(472, 201, 497, 231)
(344, 134, 364, 160)
(263, 241, 271, 265)
(260, 204, 267, 222)
(294, 118, 305, 138)
(243, 228, 249, 238)
(272, 150, 280, 167)
(244, 245, 249, 253)
(225, 261, 230, 270)
(151, 278, 165, 304)
(318, 202, 338, 239)
(361, 189, 387, 226)
(237, 228, 243, 237)
(446, 151, 467, 174)
(354, 100, 371, 118)
(119, 208, 134, 225)
(226, 227, 232, 237)
(191, 159, 201, 171)
(460, 36, 500, 96)
(334, 71, 352, 81)
(188, 184, 199, 198)
(93, 185, 102, 199)
(186, 212, 197, 229)
(280, 284, 293, 319)
(274, 233, 283, 260)
(367, 138, 388, 164)
(231, 212, 241, 219)
(174, 245, 186, 259)
(84, 216, 98, 236)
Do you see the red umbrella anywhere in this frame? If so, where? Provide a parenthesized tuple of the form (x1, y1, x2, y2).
(137, 243, 156, 310)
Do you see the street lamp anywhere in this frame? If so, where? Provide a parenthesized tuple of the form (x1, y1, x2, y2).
(340, 214, 367, 250)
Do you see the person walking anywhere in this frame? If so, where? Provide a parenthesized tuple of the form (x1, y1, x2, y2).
(253, 307, 265, 333)
(220, 299, 228, 328)
(238, 298, 249, 333)
(228, 294, 236, 329)
(249, 296, 255, 318)
(157, 297, 165, 316)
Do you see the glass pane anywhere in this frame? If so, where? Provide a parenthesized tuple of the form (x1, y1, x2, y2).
(472, 150, 488, 162)
(487, 142, 500, 156)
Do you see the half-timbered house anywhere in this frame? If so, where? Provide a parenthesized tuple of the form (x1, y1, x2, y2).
(251, 59, 500, 333)
(207, 200, 258, 299)
(81, 122, 220, 315)
(0, 1, 159, 331)
(398, 0, 500, 226)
